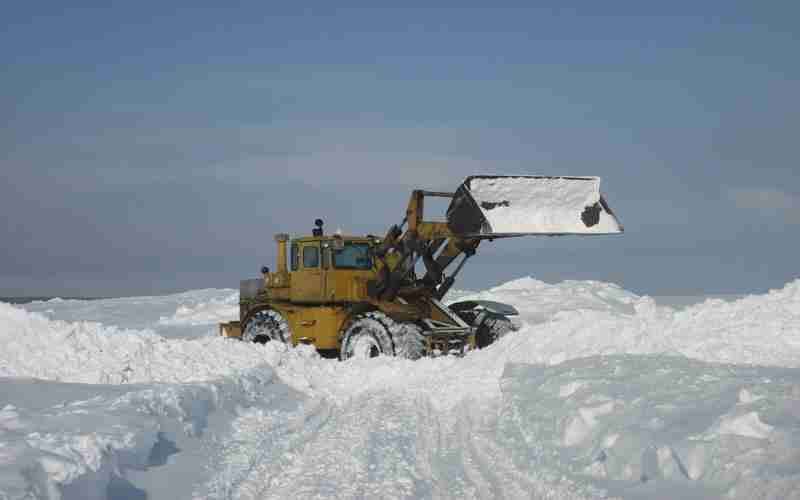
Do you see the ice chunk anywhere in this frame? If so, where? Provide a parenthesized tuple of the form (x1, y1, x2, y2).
(563, 401, 615, 446)
(717, 411, 774, 439)
(738, 388, 764, 404)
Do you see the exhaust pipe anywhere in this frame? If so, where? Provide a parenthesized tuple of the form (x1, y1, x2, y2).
(274, 233, 290, 273)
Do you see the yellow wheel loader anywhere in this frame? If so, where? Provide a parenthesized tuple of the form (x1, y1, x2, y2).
(219, 176, 623, 360)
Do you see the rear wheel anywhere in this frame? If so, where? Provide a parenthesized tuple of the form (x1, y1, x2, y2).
(339, 312, 425, 361)
(242, 309, 292, 344)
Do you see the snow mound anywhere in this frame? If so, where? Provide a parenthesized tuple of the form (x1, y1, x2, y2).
(21, 289, 239, 339)
(0, 367, 287, 500)
(157, 294, 239, 326)
(665, 279, 800, 365)
(452, 276, 641, 323)
(485, 278, 800, 367)
(0, 302, 269, 384)
(500, 355, 800, 499)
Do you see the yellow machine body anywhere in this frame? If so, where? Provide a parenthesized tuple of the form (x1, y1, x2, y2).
(222, 233, 474, 353)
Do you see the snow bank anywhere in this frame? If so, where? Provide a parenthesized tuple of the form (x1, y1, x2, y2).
(499, 355, 800, 499)
(665, 280, 800, 366)
(451, 276, 641, 324)
(466, 277, 800, 367)
(0, 367, 287, 500)
(21, 289, 239, 339)
(201, 344, 800, 500)
(0, 302, 268, 384)
(157, 294, 239, 327)
(0, 302, 305, 500)
(14, 276, 799, 376)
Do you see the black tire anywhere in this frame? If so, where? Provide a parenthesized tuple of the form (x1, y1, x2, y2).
(391, 320, 426, 360)
(242, 309, 292, 345)
(339, 312, 425, 361)
(474, 312, 515, 349)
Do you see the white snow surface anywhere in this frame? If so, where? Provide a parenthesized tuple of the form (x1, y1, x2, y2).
(0, 302, 264, 384)
(467, 176, 622, 234)
(21, 289, 240, 339)
(457, 277, 800, 367)
(2, 277, 800, 499)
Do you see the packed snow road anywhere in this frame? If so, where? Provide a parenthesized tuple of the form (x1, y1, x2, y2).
(2, 277, 800, 499)
(199, 345, 599, 500)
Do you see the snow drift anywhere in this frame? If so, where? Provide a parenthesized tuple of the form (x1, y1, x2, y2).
(500, 355, 800, 500)
(0, 302, 266, 384)
(21, 289, 239, 339)
(0, 369, 285, 500)
(459, 277, 800, 367)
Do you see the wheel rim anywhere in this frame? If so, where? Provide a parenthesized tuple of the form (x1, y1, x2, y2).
(243, 315, 271, 343)
(243, 310, 289, 344)
(350, 334, 382, 359)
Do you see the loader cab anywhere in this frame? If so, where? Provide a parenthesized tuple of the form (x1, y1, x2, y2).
(288, 231, 377, 304)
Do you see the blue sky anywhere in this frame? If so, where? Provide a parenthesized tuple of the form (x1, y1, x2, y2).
(2, 2, 798, 296)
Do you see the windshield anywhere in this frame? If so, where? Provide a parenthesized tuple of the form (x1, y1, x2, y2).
(333, 242, 372, 270)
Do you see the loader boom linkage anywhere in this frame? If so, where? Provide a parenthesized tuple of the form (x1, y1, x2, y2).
(369, 189, 480, 302)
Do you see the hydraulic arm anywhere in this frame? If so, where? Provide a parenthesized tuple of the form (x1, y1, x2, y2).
(369, 176, 623, 302)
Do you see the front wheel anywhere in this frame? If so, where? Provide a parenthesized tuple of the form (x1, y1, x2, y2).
(242, 309, 292, 344)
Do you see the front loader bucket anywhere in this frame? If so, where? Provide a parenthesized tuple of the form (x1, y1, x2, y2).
(447, 176, 623, 238)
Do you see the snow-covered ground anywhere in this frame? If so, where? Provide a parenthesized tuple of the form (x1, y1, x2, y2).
(2, 277, 800, 499)
(20, 289, 240, 339)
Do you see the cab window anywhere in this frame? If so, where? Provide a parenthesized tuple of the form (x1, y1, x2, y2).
(333, 242, 372, 270)
(303, 245, 319, 268)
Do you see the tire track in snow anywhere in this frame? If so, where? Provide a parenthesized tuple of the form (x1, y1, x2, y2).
(198, 395, 332, 500)
(199, 348, 604, 500)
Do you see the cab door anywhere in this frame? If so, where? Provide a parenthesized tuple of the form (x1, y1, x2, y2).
(290, 242, 324, 303)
